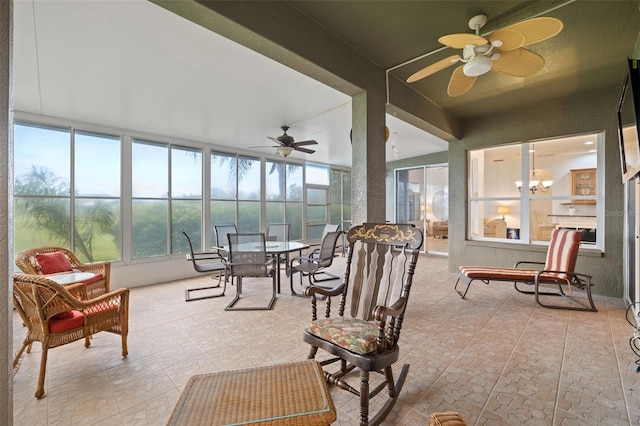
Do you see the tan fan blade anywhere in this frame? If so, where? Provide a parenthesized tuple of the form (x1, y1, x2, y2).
(492, 48, 545, 77)
(407, 55, 461, 83)
(438, 33, 487, 49)
(489, 17, 563, 51)
(447, 65, 477, 97)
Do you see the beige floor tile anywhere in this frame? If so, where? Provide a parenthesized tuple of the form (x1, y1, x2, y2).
(12, 254, 637, 425)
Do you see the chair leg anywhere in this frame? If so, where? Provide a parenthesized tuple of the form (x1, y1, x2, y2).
(121, 334, 128, 357)
(185, 270, 227, 302)
(225, 275, 276, 311)
(35, 346, 48, 399)
(534, 278, 597, 312)
(454, 275, 472, 298)
(359, 370, 370, 426)
(310, 270, 340, 283)
(289, 266, 305, 297)
(13, 341, 29, 371)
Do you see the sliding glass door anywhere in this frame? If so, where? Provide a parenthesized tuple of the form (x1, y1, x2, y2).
(395, 165, 448, 254)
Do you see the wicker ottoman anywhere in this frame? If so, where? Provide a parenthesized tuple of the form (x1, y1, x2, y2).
(429, 411, 468, 426)
(167, 360, 336, 426)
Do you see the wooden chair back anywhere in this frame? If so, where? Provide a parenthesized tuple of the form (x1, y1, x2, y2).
(340, 223, 422, 335)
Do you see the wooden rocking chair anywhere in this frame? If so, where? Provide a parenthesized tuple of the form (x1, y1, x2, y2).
(302, 223, 423, 425)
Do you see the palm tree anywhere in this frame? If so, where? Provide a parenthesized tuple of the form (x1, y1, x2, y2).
(15, 166, 116, 262)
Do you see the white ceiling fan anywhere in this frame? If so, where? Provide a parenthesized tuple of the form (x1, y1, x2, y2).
(407, 14, 563, 97)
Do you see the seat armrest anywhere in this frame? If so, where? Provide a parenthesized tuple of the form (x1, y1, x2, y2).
(187, 252, 226, 262)
(514, 260, 544, 268)
(373, 297, 407, 321)
(304, 282, 344, 298)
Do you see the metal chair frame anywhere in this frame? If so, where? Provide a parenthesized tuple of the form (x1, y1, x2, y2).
(181, 229, 227, 302)
(225, 232, 277, 311)
(289, 230, 343, 296)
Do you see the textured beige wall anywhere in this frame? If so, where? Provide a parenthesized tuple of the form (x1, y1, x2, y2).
(387, 86, 624, 297)
(1, 0, 12, 423)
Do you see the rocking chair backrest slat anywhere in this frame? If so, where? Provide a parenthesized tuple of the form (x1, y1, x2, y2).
(343, 224, 422, 322)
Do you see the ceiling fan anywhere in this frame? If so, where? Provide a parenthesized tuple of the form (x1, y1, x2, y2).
(406, 14, 563, 97)
(259, 126, 317, 157)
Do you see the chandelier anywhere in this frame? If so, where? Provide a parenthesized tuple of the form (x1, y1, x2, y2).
(515, 144, 553, 194)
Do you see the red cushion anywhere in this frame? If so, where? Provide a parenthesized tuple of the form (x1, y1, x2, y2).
(48, 310, 84, 333)
(82, 273, 103, 285)
(36, 251, 73, 274)
(52, 310, 74, 319)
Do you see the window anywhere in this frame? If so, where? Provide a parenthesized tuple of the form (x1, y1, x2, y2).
(210, 152, 261, 235)
(132, 140, 169, 258)
(171, 146, 202, 254)
(132, 140, 202, 257)
(14, 122, 122, 263)
(468, 133, 602, 248)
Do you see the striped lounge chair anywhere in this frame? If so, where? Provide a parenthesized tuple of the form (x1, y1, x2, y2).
(455, 229, 597, 311)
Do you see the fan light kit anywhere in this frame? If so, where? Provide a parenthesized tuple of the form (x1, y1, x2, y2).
(406, 14, 563, 97)
(276, 146, 294, 157)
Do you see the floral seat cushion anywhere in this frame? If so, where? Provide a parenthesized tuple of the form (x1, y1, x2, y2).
(308, 317, 380, 355)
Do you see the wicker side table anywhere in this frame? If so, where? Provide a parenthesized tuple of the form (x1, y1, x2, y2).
(167, 360, 336, 425)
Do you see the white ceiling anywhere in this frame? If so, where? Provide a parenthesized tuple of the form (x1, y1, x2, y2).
(12, 0, 449, 168)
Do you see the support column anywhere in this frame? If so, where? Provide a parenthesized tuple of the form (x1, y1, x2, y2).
(351, 91, 387, 226)
(0, 0, 13, 424)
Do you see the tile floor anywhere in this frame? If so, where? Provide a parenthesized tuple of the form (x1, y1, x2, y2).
(12, 254, 640, 425)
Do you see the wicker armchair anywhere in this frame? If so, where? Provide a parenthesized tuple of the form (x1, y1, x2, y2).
(15, 246, 111, 299)
(12, 273, 129, 398)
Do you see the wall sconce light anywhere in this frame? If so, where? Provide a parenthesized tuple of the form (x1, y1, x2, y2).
(497, 206, 510, 220)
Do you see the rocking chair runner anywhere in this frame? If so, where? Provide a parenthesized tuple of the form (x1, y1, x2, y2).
(302, 223, 423, 426)
(455, 228, 597, 311)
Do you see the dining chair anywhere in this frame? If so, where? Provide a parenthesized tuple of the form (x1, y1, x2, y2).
(302, 223, 423, 425)
(225, 232, 277, 311)
(214, 224, 238, 259)
(266, 223, 289, 242)
(455, 228, 597, 311)
(267, 222, 292, 271)
(289, 230, 342, 296)
(13, 273, 129, 399)
(181, 229, 227, 302)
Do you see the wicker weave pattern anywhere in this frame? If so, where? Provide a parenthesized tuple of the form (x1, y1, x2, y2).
(12, 273, 129, 398)
(429, 412, 468, 426)
(167, 360, 336, 426)
(15, 246, 111, 299)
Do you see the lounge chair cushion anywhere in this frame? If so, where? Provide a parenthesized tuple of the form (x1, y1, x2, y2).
(308, 317, 379, 355)
(459, 266, 568, 283)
